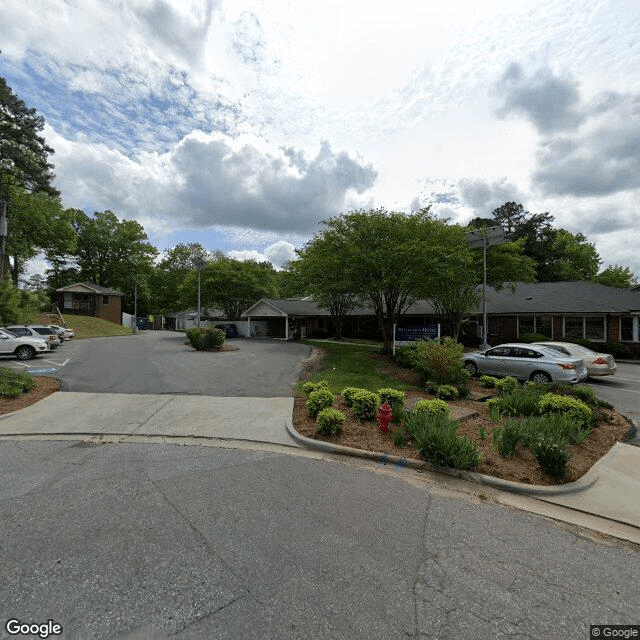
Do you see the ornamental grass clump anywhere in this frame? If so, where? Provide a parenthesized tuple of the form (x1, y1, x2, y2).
(306, 388, 335, 417)
(487, 386, 545, 419)
(408, 412, 480, 470)
(0, 369, 36, 398)
(350, 390, 380, 421)
(492, 421, 527, 457)
(531, 437, 571, 478)
(316, 408, 345, 436)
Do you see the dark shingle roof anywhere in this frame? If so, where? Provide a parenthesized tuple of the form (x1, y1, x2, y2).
(485, 281, 640, 314)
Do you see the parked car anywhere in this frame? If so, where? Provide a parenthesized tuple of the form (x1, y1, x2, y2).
(5, 325, 62, 349)
(49, 324, 75, 340)
(462, 343, 588, 384)
(532, 341, 617, 377)
(0, 328, 49, 360)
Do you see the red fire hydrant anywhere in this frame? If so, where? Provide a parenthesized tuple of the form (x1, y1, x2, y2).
(378, 402, 393, 433)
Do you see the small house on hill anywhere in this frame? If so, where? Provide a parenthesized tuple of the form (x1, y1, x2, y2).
(53, 283, 123, 325)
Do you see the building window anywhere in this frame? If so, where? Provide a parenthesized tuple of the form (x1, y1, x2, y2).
(585, 317, 605, 341)
(563, 316, 606, 341)
(102, 295, 109, 304)
(535, 316, 552, 338)
(564, 317, 583, 339)
(621, 317, 639, 342)
(518, 316, 534, 336)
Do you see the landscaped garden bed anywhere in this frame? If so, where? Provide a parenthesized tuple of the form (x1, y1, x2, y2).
(293, 342, 631, 486)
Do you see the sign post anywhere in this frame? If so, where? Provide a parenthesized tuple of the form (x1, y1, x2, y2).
(393, 323, 440, 355)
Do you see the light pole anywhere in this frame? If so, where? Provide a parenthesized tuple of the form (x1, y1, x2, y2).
(466, 225, 505, 350)
(192, 257, 207, 329)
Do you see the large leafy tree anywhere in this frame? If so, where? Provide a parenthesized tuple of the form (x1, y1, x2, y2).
(593, 265, 638, 289)
(50, 210, 158, 313)
(0, 77, 59, 281)
(180, 257, 279, 320)
(4, 184, 76, 287)
(470, 202, 601, 281)
(149, 243, 220, 314)
(298, 208, 470, 352)
(292, 231, 360, 340)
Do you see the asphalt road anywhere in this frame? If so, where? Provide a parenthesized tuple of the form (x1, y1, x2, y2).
(47, 332, 312, 396)
(585, 362, 640, 431)
(1, 440, 638, 640)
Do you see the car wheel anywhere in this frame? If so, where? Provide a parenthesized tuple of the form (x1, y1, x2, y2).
(529, 370, 552, 384)
(464, 360, 479, 377)
(15, 345, 36, 360)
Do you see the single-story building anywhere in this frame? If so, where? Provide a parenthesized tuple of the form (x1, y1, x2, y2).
(242, 282, 640, 354)
(53, 283, 124, 325)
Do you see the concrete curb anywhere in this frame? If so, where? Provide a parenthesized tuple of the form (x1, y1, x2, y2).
(285, 420, 598, 497)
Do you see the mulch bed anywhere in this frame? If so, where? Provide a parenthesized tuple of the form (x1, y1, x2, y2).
(293, 350, 632, 486)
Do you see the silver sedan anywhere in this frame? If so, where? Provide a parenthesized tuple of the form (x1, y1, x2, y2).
(463, 343, 588, 384)
(532, 341, 617, 377)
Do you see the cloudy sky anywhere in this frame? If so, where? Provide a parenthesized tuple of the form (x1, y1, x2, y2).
(2, 0, 640, 275)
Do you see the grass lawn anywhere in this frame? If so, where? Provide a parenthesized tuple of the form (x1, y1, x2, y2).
(298, 339, 421, 395)
(55, 314, 134, 339)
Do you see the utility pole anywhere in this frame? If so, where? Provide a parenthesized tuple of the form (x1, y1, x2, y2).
(466, 226, 506, 350)
(0, 199, 7, 283)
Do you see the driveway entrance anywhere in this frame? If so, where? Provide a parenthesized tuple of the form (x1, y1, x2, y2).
(53, 332, 312, 397)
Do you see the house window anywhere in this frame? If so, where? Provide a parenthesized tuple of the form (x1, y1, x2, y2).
(585, 317, 605, 341)
(564, 317, 583, 339)
(621, 317, 639, 342)
(563, 316, 606, 341)
(102, 295, 109, 304)
(518, 316, 534, 335)
(535, 316, 552, 338)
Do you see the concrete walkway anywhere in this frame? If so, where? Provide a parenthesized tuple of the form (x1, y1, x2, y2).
(2, 391, 640, 542)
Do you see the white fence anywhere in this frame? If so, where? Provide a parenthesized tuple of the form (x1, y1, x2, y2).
(122, 312, 135, 329)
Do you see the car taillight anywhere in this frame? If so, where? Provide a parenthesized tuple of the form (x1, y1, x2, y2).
(559, 364, 576, 369)
(592, 358, 607, 365)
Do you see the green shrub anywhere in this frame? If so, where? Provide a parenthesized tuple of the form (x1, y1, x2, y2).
(377, 388, 405, 423)
(412, 338, 469, 388)
(316, 408, 345, 436)
(601, 342, 632, 359)
(435, 384, 458, 400)
(531, 437, 571, 478)
(495, 376, 519, 393)
(393, 427, 406, 446)
(519, 332, 551, 343)
(537, 393, 594, 429)
(492, 421, 527, 457)
(411, 413, 480, 470)
(0, 369, 36, 398)
(414, 398, 450, 417)
(185, 327, 225, 349)
(520, 413, 592, 447)
(350, 390, 380, 421)
(479, 375, 498, 388)
(306, 388, 335, 417)
(377, 388, 405, 411)
(303, 380, 329, 395)
(393, 345, 416, 368)
(341, 386, 367, 407)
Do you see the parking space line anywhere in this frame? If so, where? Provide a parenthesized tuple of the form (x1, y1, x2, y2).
(41, 358, 69, 366)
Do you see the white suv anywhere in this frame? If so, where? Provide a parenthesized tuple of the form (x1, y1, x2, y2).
(6, 325, 62, 349)
(0, 328, 49, 360)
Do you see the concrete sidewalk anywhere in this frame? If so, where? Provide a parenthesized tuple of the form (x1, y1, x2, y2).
(0, 391, 299, 447)
(2, 391, 640, 541)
